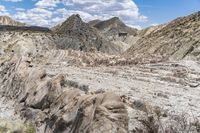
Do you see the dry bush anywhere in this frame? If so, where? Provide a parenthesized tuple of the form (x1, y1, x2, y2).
(138, 106, 200, 133)
(34, 49, 167, 67)
(173, 69, 188, 78)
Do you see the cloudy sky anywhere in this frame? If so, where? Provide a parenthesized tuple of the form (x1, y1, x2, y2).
(0, 0, 199, 29)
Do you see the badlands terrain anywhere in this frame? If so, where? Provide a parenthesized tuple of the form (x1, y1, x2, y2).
(0, 12, 200, 133)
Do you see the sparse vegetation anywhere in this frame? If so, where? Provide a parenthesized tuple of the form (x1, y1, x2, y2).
(137, 105, 200, 133)
(0, 119, 36, 133)
(24, 123, 36, 133)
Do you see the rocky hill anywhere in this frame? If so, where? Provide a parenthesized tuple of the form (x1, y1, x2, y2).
(92, 17, 138, 36)
(127, 11, 200, 60)
(54, 14, 122, 54)
(0, 31, 58, 56)
(89, 17, 139, 52)
(0, 12, 200, 133)
(0, 16, 26, 26)
(0, 15, 139, 55)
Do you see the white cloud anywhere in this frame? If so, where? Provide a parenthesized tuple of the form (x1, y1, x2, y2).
(13, 0, 147, 28)
(151, 23, 159, 26)
(15, 8, 25, 11)
(60, 0, 147, 26)
(0, 5, 9, 16)
(61, 0, 147, 21)
(14, 8, 53, 26)
(0, 5, 7, 12)
(35, 0, 60, 8)
(127, 24, 142, 30)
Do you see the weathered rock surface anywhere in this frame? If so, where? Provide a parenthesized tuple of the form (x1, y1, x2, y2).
(0, 56, 129, 133)
(127, 11, 200, 60)
(0, 51, 199, 133)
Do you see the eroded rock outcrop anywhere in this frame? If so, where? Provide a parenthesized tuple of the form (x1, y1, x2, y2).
(0, 56, 129, 133)
(89, 17, 139, 52)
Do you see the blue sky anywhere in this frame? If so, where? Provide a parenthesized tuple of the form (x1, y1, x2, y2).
(134, 0, 200, 27)
(0, 0, 199, 29)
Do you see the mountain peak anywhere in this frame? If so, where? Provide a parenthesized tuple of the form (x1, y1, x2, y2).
(106, 17, 125, 27)
(53, 14, 122, 54)
(93, 17, 127, 30)
(67, 14, 82, 21)
(54, 14, 85, 33)
(91, 16, 137, 36)
(110, 17, 121, 22)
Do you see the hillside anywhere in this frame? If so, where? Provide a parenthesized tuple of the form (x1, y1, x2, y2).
(0, 15, 126, 56)
(89, 17, 139, 52)
(0, 12, 200, 133)
(127, 11, 200, 60)
(0, 25, 51, 32)
(0, 16, 26, 26)
(54, 14, 122, 54)
(93, 17, 138, 36)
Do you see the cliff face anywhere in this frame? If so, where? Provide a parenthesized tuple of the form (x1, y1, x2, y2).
(126, 11, 200, 60)
(0, 16, 26, 26)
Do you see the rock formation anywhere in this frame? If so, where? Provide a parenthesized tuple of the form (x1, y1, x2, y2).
(0, 55, 129, 133)
(126, 11, 200, 60)
(92, 17, 138, 37)
(53, 14, 123, 54)
(0, 50, 199, 133)
(89, 17, 139, 52)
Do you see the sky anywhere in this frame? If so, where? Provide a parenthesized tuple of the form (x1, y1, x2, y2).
(0, 0, 199, 29)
